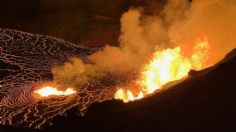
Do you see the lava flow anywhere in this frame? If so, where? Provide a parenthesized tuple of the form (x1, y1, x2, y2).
(34, 86, 76, 97)
(115, 37, 210, 103)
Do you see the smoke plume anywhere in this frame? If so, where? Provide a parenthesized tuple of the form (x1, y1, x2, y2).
(52, 0, 236, 86)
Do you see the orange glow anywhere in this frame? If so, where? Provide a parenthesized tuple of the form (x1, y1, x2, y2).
(115, 38, 210, 102)
(34, 86, 76, 97)
(114, 88, 144, 103)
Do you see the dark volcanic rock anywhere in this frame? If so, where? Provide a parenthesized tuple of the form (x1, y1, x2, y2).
(79, 52, 236, 132)
(46, 48, 236, 132)
(2, 48, 235, 132)
(188, 69, 198, 76)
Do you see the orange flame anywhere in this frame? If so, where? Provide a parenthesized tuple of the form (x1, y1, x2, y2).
(115, 37, 210, 102)
(115, 88, 144, 103)
(34, 86, 76, 97)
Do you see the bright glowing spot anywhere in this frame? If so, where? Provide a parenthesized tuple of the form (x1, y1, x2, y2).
(115, 88, 144, 103)
(115, 37, 210, 102)
(34, 86, 76, 97)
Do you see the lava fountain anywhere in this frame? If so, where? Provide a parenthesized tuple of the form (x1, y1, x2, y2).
(115, 37, 210, 102)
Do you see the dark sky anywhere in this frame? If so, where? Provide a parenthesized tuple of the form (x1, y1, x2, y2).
(0, 0, 153, 46)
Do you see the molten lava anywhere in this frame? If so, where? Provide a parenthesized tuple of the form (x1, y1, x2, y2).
(34, 86, 76, 97)
(115, 38, 210, 102)
(115, 88, 144, 103)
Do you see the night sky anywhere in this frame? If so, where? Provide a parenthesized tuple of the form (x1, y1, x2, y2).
(0, 0, 154, 46)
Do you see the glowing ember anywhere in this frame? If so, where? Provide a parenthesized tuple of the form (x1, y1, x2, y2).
(34, 86, 76, 97)
(115, 38, 210, 102)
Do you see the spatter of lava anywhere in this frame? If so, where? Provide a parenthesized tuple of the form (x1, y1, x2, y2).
(115, 37, 211, 102)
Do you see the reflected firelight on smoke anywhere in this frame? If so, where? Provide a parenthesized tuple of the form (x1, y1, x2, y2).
(115, 37, 210, 103)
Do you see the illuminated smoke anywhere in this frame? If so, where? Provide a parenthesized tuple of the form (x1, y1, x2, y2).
(115, 38, 210, 102)
(52, 0, 236, 97)
(1, 0, 236, 129)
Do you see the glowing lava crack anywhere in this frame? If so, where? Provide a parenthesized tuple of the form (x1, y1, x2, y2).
(0, 28, 113, 129)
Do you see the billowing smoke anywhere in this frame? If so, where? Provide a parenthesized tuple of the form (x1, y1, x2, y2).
(168, 0, 236, 62)
(52, 0, 236, 86)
